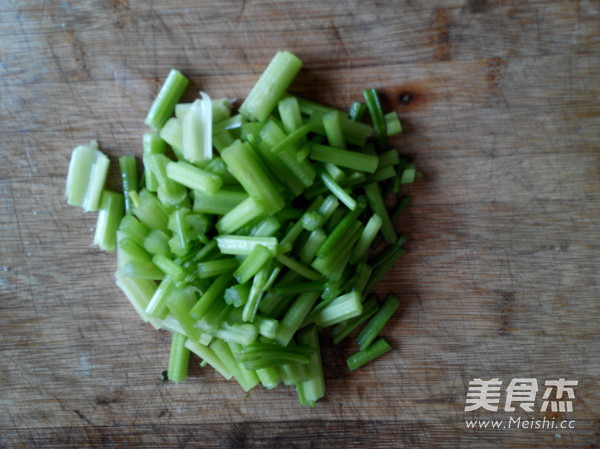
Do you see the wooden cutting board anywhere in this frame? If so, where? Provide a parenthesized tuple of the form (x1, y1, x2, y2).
(1, 1, 598, 447)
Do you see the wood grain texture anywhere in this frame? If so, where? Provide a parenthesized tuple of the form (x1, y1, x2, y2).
(1, 0, 599, 448)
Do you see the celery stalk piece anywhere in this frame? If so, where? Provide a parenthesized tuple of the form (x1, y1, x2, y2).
(346, 338, 392, 371)
(276, 253, 323, 282)
(364, 182, 396, 244)
(167, 332, 190, 383)
(255, 367, 282, 389)
(145, 154, 188, 206)
(93, 190, 124, 252)
(400, 163, 417, 184)
(165, 160, 223, 195)
(118, 156, 138, 214)
(143, 229, 171, 257)
(240, 51, 303, 122)
(278, 96, 304, 134)
(250, 216, 281, 237)
(323, 110, 346, 149)
(320, 172, 356, 210)
(378, 149, 400, 168)
(385, 111, 403, 136)
(348, 101, 367, 122)
(182, 93, 213, 163)
(216, 235, 278, 256)
(242, 263, 270, 322)
(145, 275, 175, 319)
(357, 294, 400, 350)
(216, 197, 265, 234)
(145, 69, 189, 130)
(167, 286, 200, 342)
(132, 189, 169, 232)
(213, 114, 244, 134)
(224, 283, 251, 308)
(193, 189, 247, 215)
(118, 215, 150, 246)
(331, 296, 379, 344)
(159, 117, 183, 154)
(152, 254, 185, 282)
(296, 325, 325, 405)
(190, 273, 232, 319)
(221, 140, 285, 215)
(227, 342, 261, 391)
(312, 291, 363, 328)
(350, 214, 383, 263)
(363, 88, 387, 150)
(233, 244, 272, 284)
(310, 144, 379, 173)
(299, 229, 327, 264)
(239, 342, 314, 369)
(185, 340, 233, 379)
(114, 270, 156, 322)
(214, 322, 258, 346)
(197, 258, 238, 280)
(117, 237, 152, 264)
(119, 260, 164, 280)
(65, 140, 110, 212)
(275, 291, 320, 346)
(210, 339, 257, 391)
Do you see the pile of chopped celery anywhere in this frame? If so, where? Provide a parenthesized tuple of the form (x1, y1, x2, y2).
(65, 51, 419, 406)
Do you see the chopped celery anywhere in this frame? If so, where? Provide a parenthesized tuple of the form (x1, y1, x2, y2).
(67, 51, 422, 406)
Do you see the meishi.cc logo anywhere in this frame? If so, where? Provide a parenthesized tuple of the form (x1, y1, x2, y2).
(464, 378, 578, 413)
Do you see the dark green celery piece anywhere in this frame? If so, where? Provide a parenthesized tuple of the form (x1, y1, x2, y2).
(392, 195, 412, 221)
(93, 190, 124, 252)
(167, 332, 190, 383)
(348, 101, 367, 122)
(295, 325, 325, 406)
(275, 291, 320, 346)
(276, 254, 323, 282)
(310, 145, 379, 174)
(363, 88, 387, 150)
(346, 338, 392, 371)
(145, 69, 189, 130)
(350, 214, 383, 263)
(364, 182, 396, 244)
(119, 156, 138, 214)
(240, 51, 303, 122)
(357, 294, 400, 350)
(316, 197, 366, 258)
(220, 140, 284, 216)
(273, 281, 325, 295)
(331, 296, 379, 344)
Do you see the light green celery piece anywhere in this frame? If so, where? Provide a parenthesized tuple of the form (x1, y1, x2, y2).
(65, 140, 110, 212)
(216, 235, 278, 256)
(114, 270, 156, 322)
(255, 367, 282, 389)
(193, 189, 247, 215)
(209, 339, 257, 392)
(119, 260, 164, 280)
(275, 291, 320, 346)
(385, 111, 403, 136)
(233, 244, 272, 284)
(189, 273, 231, 319)
(249, 216, 281, 237)
(118, 215, 150, 246)
(331, 296, 379, 345)
(168, 332, 190, 383)
(214, 322, 258, 346)
(312, 291, 363, 328)
(299, 229, 327, 264)
(240, 51, 303, 122)
(320, 172, 356, 210)
(350, 214, 383, 262)
(166, 160, 223, 195)
(220, 140, 285, 216)
(296, 325, 325, 404)
(145, 275, 175, 318)
(93, 190, 124, 252)
(143, 229, 171, 256)
(216, 197, 265, 234)
(185, 340, 233, 379)
(132, 189, 169, 232)
(159, 117, 183, 153)
(278, 96, 303, 134)
(118, 155, 138, 215)
(182, 94, 212, 163)
(197, 258, 239, 279)
(346, 338, 392, 371)
(166, 286, 200, 342)
(276, 253, 323, 282)
(227, 342, 261, 391)
(145, 69, 189, 130)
